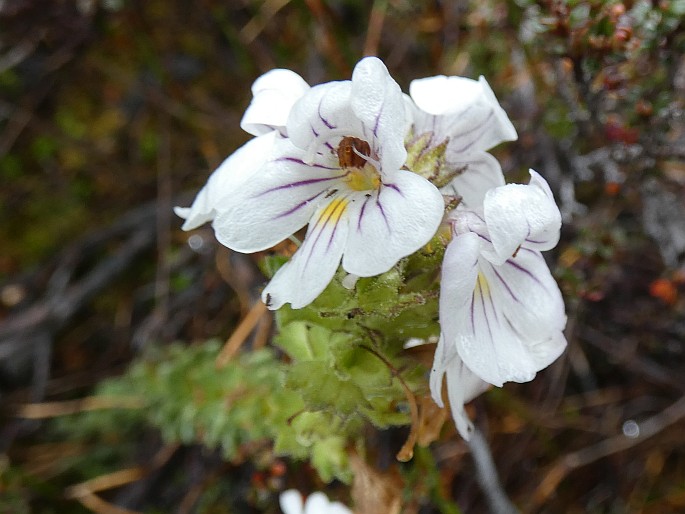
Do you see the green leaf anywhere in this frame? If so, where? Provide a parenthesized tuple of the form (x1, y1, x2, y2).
(286, 361, 370, 416)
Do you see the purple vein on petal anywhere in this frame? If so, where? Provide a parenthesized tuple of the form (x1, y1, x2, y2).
(383, 183, 404, 197)
(443, 103, 477, 128)
(471, 211, 486, 223)
(326, 215, 341, 251)
(301, 207, 331, 270)
(317, 98, 335, 129)
(468, 224, 491, 244)
(376, 190, 391, 231)
(254, 174, 346, 197)
(505, 258, 547, 290)
(372, 99, 384, 137)
(273, 190, 324, 220)
(491, 265, 522, 304)
(275, 156, 339, 170)
(503, 313, 525, 341)
(449, 111, 495, 154)
(357, 196, 371, 231)
(477, 275, 494, 341)
(485, 280, 500, 324)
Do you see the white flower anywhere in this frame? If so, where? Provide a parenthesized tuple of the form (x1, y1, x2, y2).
(241, 68, 311, 137)
(175, 69, 310, 231)
(407, 75, 518, 206)
(431, 170, 567, 439)
(213, 57, 444, 310)
(279, 490, 352, 514)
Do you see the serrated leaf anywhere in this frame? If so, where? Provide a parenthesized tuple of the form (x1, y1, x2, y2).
(331, 345, 393, 390)
(286, 361, 370, 416)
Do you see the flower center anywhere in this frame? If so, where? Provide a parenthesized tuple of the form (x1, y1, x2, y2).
(337, 136, 381, 192)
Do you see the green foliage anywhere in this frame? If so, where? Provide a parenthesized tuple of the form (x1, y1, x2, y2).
(262, 241, 444, 479)
(128, 342, 292, 455)
(60, 339, 372, 483)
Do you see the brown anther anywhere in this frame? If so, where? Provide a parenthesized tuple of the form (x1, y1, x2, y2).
(338, 136, 371, 169)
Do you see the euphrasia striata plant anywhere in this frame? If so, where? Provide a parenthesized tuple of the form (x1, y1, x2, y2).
(176, 57, 566, 456)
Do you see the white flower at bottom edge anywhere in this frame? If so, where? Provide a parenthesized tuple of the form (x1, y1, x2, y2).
(431, 170, 567, 438)
(279, 490, 352, 514)
(213, 56, 444, 310)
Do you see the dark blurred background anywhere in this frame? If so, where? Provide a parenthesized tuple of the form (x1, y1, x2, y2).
(1, 1, 684, 513)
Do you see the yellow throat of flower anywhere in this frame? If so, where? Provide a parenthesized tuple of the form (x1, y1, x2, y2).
(344, 165, 381, 191)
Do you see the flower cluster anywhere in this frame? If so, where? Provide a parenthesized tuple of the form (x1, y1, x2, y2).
(176, 57, 567, 440)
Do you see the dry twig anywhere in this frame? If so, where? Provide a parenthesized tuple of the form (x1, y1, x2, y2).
(216, 300, 269, 367)
(15, 396, 145, 419)
(64, 444, 178, 514)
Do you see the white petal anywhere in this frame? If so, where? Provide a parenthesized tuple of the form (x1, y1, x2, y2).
(451, 278, 536, 386)
(213, 139, 341, 253)
(477, 76, 518, 144)
(263, 196, 351, 309)
(483, 169, 562, 264)
(175, 132, 277, 231)
(280, 490, 304, 514)
(241, 69, 310, 136)
(439, 232, 481, 358)
(429, 333, 452, 408)
(303, 493, 330, 514)
(430, 333, 489, 440)
(350, 57, 407, 173)
(410, 75, 483, 116)
(327, 502, 353, 514)
(480, 249, 567, 366)
(445, 353, 490, 440)
(409, 75, 517, 153)
(441, 151, 506, 208)
(286, 81, 361, 160)
(442, 244, 566, 386)
(341, 170, 443, 276)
